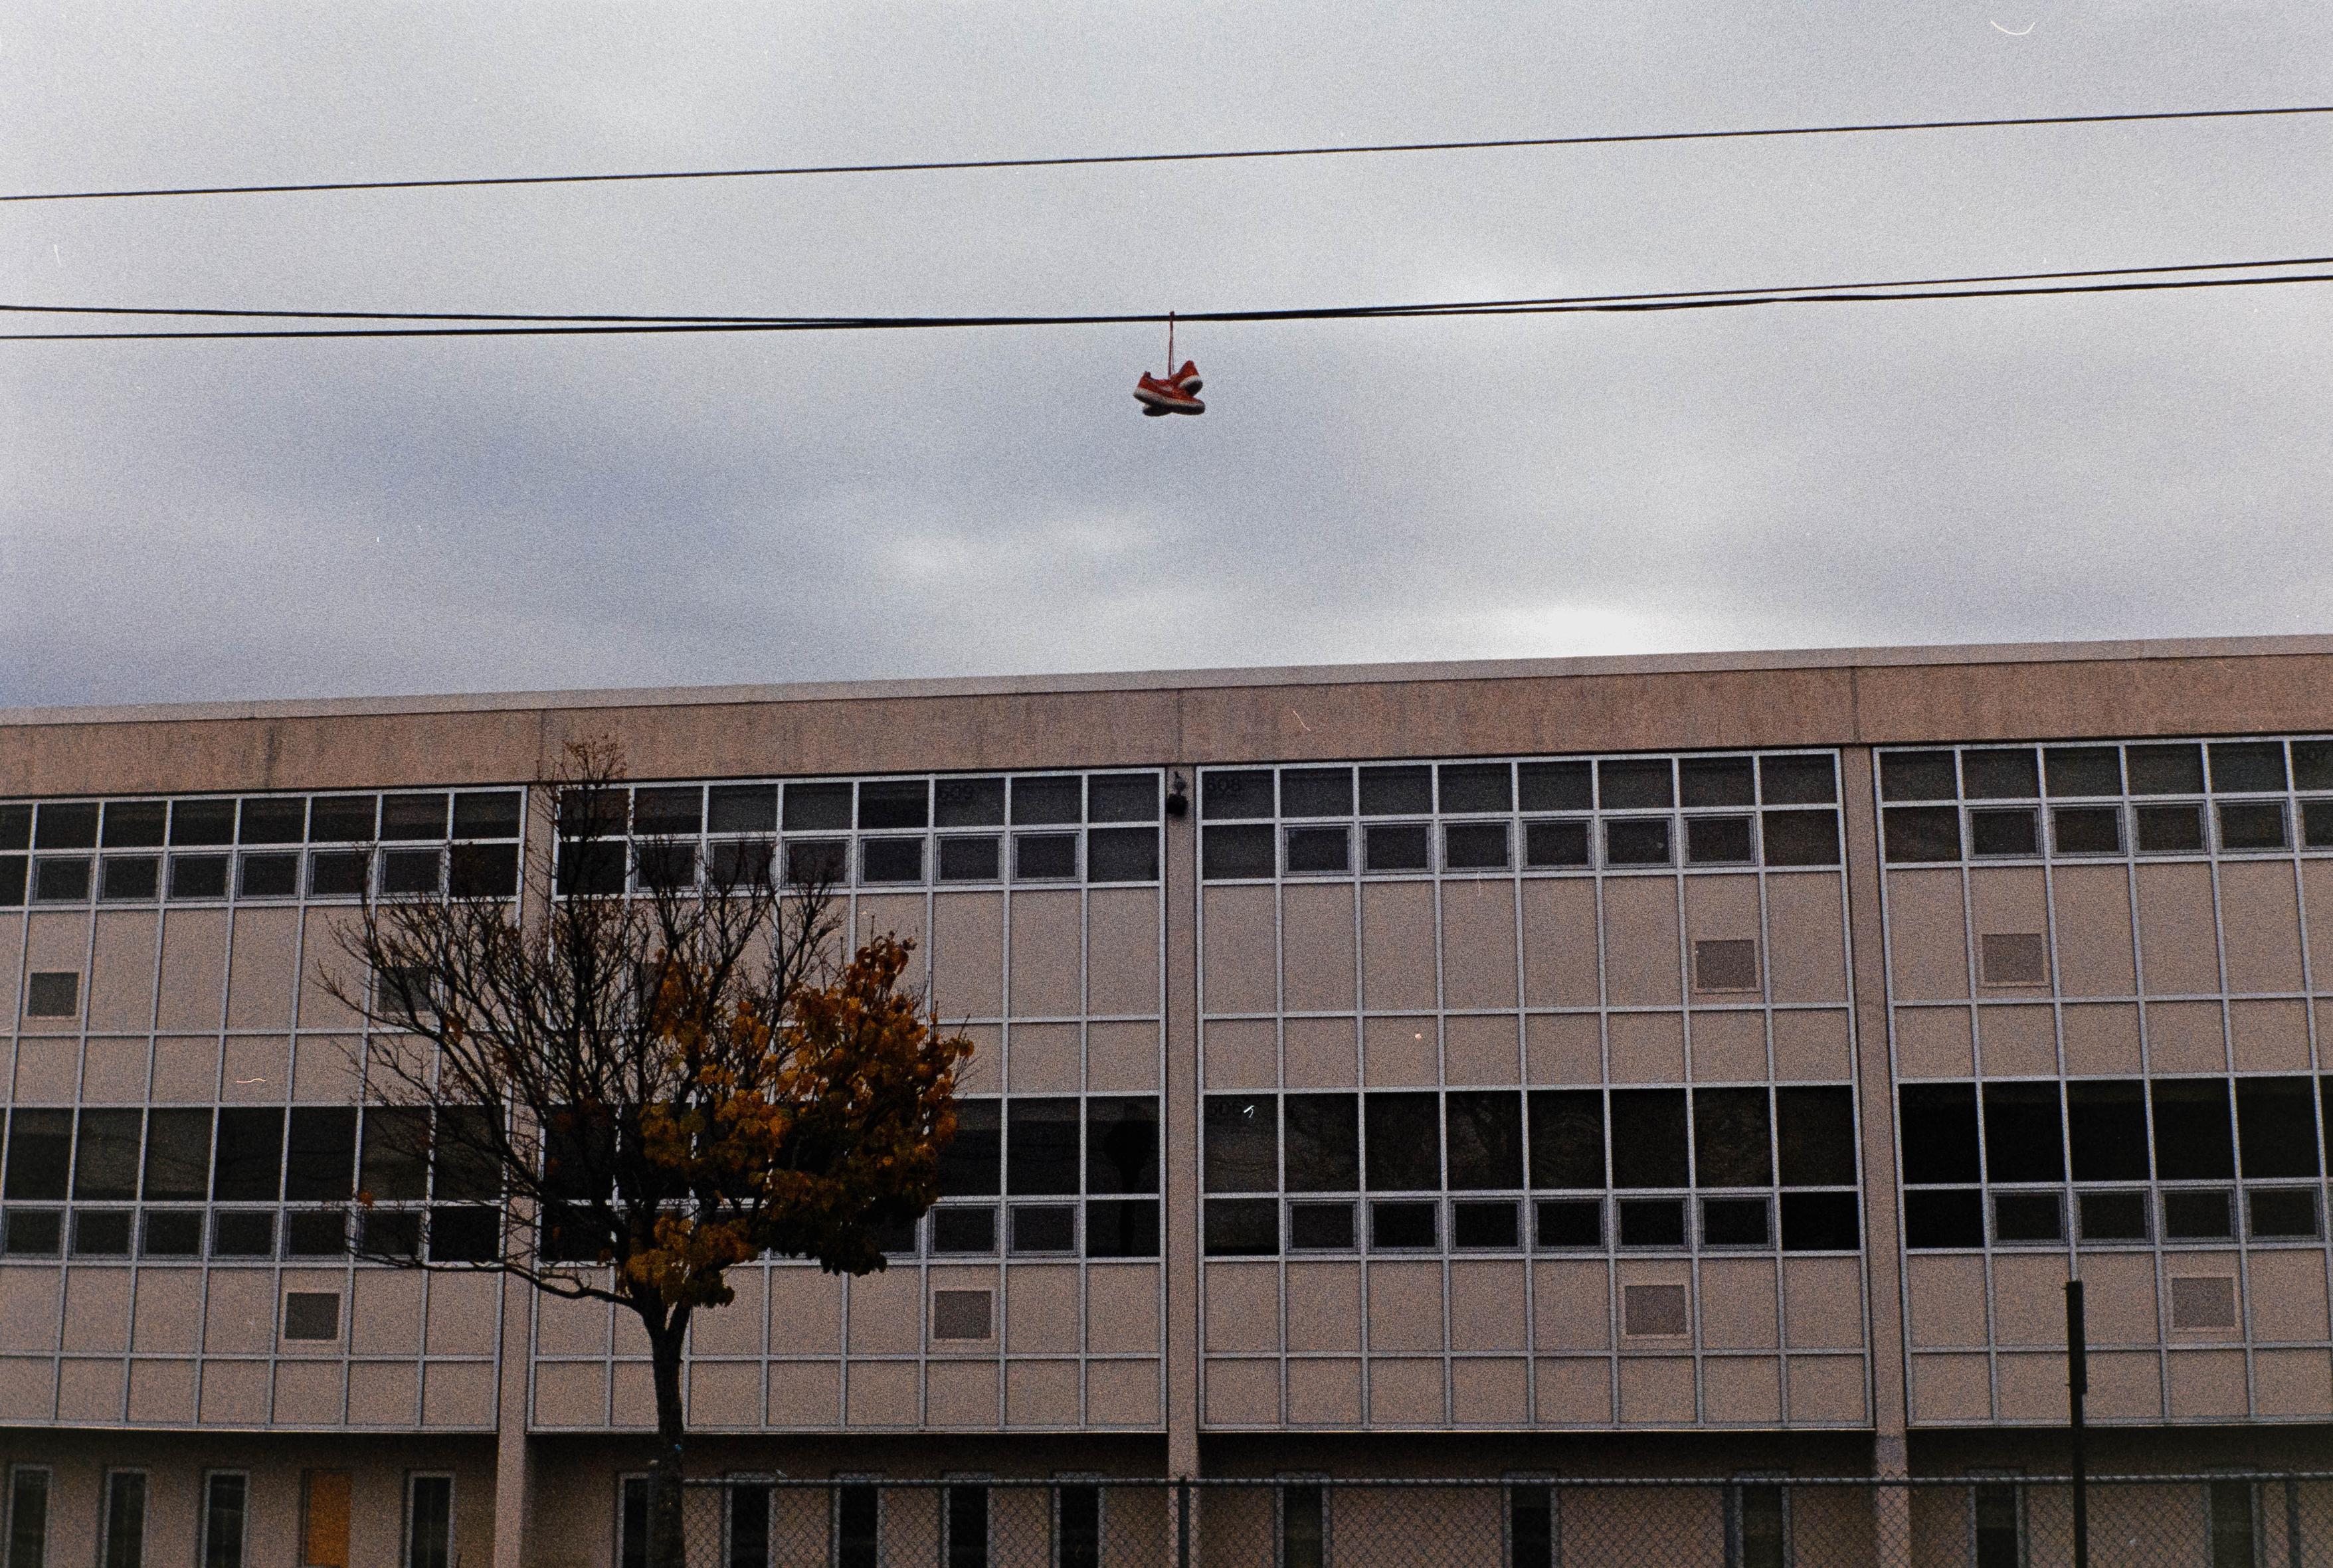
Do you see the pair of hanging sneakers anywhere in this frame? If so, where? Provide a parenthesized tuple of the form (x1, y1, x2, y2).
(1134, 361, 1205, 416)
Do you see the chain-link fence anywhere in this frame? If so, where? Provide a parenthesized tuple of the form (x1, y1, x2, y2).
(670, 1472, 2333, 1567)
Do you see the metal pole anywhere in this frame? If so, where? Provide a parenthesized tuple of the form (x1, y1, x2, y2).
(2288, 1475, 2303, 1568)
(2067, 1278, 2089, 1568)
(1177, 1478, 1191, 1568)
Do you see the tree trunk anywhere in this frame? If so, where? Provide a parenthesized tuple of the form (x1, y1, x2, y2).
(644, 1312, 690, 1568)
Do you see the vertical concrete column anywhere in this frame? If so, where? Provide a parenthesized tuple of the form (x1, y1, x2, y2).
(1163, 768, 1202, 1478)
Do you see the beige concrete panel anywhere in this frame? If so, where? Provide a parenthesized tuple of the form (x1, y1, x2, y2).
(769, 1268, 844, 1355)
(157, 909, 230, 1030)
(1903, 1257, 1988, 1349)
(2049, 865, 2138, 997)
(610, 1360, 656, 1429)
(224, 906, 298, 1029)
(1202, 885, 1277, 1015)
(86, 911, 157, 1033)
(534, 1290, 610, 1357)
(423, 1272, 500, 1357)
(1360, 881, 1438, 1013)
(1703, 1357, 1782, 1425)
(1004, 1358, 1080, 1426)
(23, 914, 88, 1031)
(685, 1360, 763, 1428)
(1440, 881, 1518, 1010)
(59, 1268, 130, 1354)
(11, 1038, 75, 1102)
(1520, 879, 1600, 1008)
(1084, 1019, 1159, 1092)
(1910, 1353, 1992, 1423)
(1085, 1264, 1160, 1355)
(1087, 887, 1160, 1016)
(1451, 1357, 1529, 1425)
(1616, 1357, 1696, 1424)
(1362, 1015, 1437, 1087)
(130, 1268, 202, 1354)
(2255, 1348, 2333, 1419)
(1780, 1257, 1865, 1350)
(2308, 861, 2333, 984)
(1607, 1012, 1685, 1083)
(1764, 873, 1849, 1003)
(1443, 1014, 1521, 1085)
(191, 1359, 266, 1428)
(1448, 1260, 1528, 1352)
(1886, 870, 1971, 1001)
(529, 1362, 607, 1427)
(1006, 1021, 1081, 1094)
(766, 1362, 840, 1428)
(271, 1358, 345, 1425)
(1772, 1008, 1851, 1081)
(1004, 1264, 1079, 1355)
(2167, 1349, 2248, 1419)
(1533, 1261, 1612, 1351)
(930, 893, 1004, 1020)
(955, 1023, 1000, 1094)
(2080, 1252, 2160, 1344)
(1286, 1261, 1362, 1352)
(852, 894, 928, 968)
(347, 1359, 418, 1425)
(78, 1037, 147, 1102)
(126, 1357, 196, 1425)
(1699, 1258, 1780, 1350)
(2232, 999, 2311, 1071)
(1282, 1015, 1356, 1088)
(846, 1267, 921, 1355)
(203, 1269, 276, 1353)
(923, 1358, 998, 1428)
(1279, 882, 1355, 1013)
(1683, 873, 1761, 957)
(1008, 890, 1082, 1017)
(1893, 1007, 1973, 1079)
(0, 922, 18, 1033)
(683, 1286, 762, 1361)
(1976, 1005, 2057, 1078)
(0, 1271, 58, 1353)
(1990, 1253, 2069, 1346)
(1687, 1011, 1766, 1082)
(2136, 863, 2222, 994)
(2087, 1350, 2164, 1421)
(1203, 1019, 1276, 1091)
(2061, 1003, 2142, 1075)
(292, 1035, 362, 1103)
(0, 1359, 53, 1424)
(220, 1036, 291, 1102)
(1784, 1354, 1867, 1423)
(1366, 1357, 1445, 1424)
(1203, 1262, 1280, 1355)
(2146, 1002, 2228, 1074)
(1970, 867, 2050, 992)
(1534, 1356, 1612, 1423)
(2248, 1249, 2330, 1342)
(1202, 1358, 1279, 1425)
(54, 1357, 124, 1423)
(299, 909, 363, 1031)
(607, 1298, 646, 1357)
(1600, 878, 1681, 1006)
(1085, 1359, 1161, 1427)
(1287, 1357, 1363, 1425)
(2221, 861, 2305, 994)
(421, 1360, 495, 1428)
(1524, 1013, 1602, 1085)
(1366, 1260, 1446, 1353)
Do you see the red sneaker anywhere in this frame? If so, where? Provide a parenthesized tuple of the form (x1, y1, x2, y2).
(1134, 371, 1204, 415)
(1171, 360, 1203, 395)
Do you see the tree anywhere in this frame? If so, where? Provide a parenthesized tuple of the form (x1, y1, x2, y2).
(322, 740, 970, 1568)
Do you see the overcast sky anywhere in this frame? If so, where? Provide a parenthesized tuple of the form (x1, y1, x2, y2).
(3, 3, 2330, 708)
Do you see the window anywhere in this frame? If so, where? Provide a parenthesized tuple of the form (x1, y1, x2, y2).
(617, 1478, 648, 1568)
(2208, 1481, 2257, 1568)
(100, 1472, 145, 1568)
(1279, 1482, 1325, 1568)
(201, 1476, 246, 1568)
(932, 1290, 993, 1342)
(2170, 1276, 2238, 1331)
(1978, 934, 2047, 986)
(1693, 939, 1760, 994)
(1205, 1096, 1277, 1192)
(405, 1478, 452, 1568)
(1006, 1100, 1080, 1195)
(284, 1292, 341, 1342)
(6, 1468, 47, 1568)
(1445, 1092, 1524, 1189)
(1622, 1282, 1688, 1337)
(724, 1480, 769, 1568)
(1727, 1481, 1787, 1568)
(1972, 1479, 2023, 1568)
(945, 1483, 988, 1568)
(1507, 1483, 1554, 1568)
(1364, 1094, 1440, 1189)
(22, 973, 76, 1019)
(1055, 1484, 1101, 1568)
(834, 1484, 880, 1568)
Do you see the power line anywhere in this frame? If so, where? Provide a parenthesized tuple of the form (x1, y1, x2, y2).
(7, 103, 2330, 205)
(7, 268, 2331, 342)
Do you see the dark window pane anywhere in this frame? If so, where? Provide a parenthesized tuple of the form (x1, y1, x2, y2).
(283, 1209, 348, 1256)
(1006, 1098, 1080, 1194)
(1969, 809, 2038, 857)
(2250, 1189, 2319, 1239)
(1203, 1197, 1277, 1255)
(1760, 754, 1837, 805)
(1518, 760, 1593, 811)
(631, 786, 701, 835)
(0, 804, 29, 850)
(211, 1108, 284, 1201)
(1202, 824, 1274, 879)
(284, 1108, 358, 1201)
(4, 1110, 72, 1199)
(359, 1107, 429, 1201)
(860, 838, 923, 884)
(141, 1108, 212, 1200)
(555, 840, 622, 896)
(33, 857, 90, 901)
(1085, 1098, 1159, 1194)
(308, 850, 368, 897)
(431, 1107, 501, 1201)
(1605, 818, 1671, 865)
(73, 1109, 142, 1199)
(2305, 800, 2333, 849)
(0, 857, 21, 906)
(428, 1205, 500, 1261)
(100, 857, 159, 901)
(1438, 763, 1512, 814)
(1285, 826, 1350, 874)
(2079, 1191, 2149, 1242)
(2045, 746, 2122, 796)
(1982, 1083, 2065, 1183)
(1201, 770, 1273, 820)
(2153, 1079, 2236, 1179)
(452, 790, 522, 837)
(1278, 768, 1353, 818)
(72, 1211, 131, 1256)
(1617, 1197, 1686, 1247)
(1880, 751, 1958, 802)
(1284, 1094, 1359, 1191)
(2137, 804, 2205, 852)
(1014, 833, 1076, 880)
(937, 836, 1000, 881)
(1086, 827, 1159, 882)
(2209, 741, 2287, 793)
(1072, 772, 1156, 826)
(2128, 742, 2205, 794)
(934, 777, 1005, 827)
(2067, 1081, 2150, 1180)
(1364, 1093, 1440, 1189)
(1203, 1094, 1277, 1191)
(1525, 820, 1591, 867)
(706, 784, 778, 834)
(1780, 1191, 1860, 1251)
(1608, 1089, 1689, 1187)
(1445, 1092, 1524, 1189)
(1535, 1198, 1602, 1248)
(2294, 740, 2333, 791)
(2163, 1189, 2234, 1239)
(784, 840, 846, 886)
(1679, 756, 1754, 806)
(857, 780, 928, 829)
(1693, 1088, 1772, 1187)
(100, 801, 165, 848)
(2219, 801, 2287, 850)
(1903, 1189, 1984, 1248)
(381, 793, 449, 839)
(1701, 1196, 1768, 1247)
(782, 782, 850, 831)
(931, 1205, 996, 1253)
(169, 799, 236, 846)
(631, 843, 694, 891)
(1899, 1085, 1980, 1183)
(1085, 1198, 1159, 1257)
(1883, 807, 1960, 863)
(1963, 749, 2039, 799)
(449, 842, 519, 897)
(238, 853, 296, 897)
(1453, 1199, 1519, 1248)
(1686, 816, 1754, 864)
(1010, 1203, 1075, 1253)
(141, 1210, 203, 1258)
(2052, 806, 2121, 855)
(1598, 758, 1673, 809)
(1007, 776, 1081, 826)
(1289, 1201, 1355, 1249)
(1776, 1087, 1856, 1187)
(358, 1208, 421, 1259)
(2237, 1077, 2320, 1177)
(1358, 765, 1432, 816)
(1527, 1090, 1605, 1188)
(33, 802, 98, 849)
(2, 1209, 60, 1255)
(1993, 1192, 2063, 1243)
(1444, 822, 1509, 870)
(938, 1101, 1000, 1196)
(1370, 1199, 1436, 1249)
(1364, 822, 1430, 871)
(1762, 809, 1840, 866)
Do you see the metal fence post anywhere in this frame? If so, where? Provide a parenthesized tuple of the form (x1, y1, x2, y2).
(2289, 1476, 2304, 1568)
(1176, 1478, 1192, 1568)
(2066, 1279, 2089, 1568)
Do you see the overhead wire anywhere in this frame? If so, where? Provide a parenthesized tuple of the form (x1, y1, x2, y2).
(5, 102, 2330, 204)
